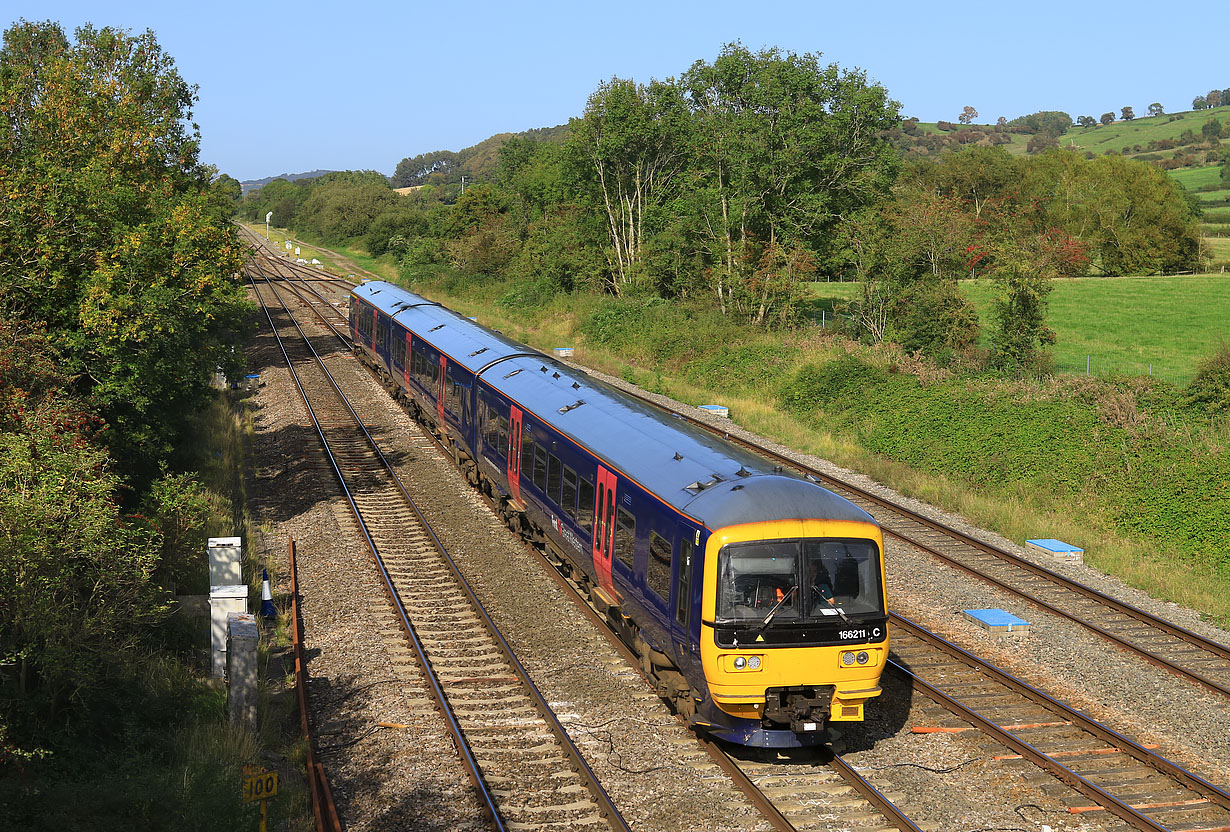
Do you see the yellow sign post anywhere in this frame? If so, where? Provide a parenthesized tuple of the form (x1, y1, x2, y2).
(242, 766, 278, 832)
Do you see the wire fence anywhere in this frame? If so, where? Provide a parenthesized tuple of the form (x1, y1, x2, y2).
(1053, 355, 1193, 386)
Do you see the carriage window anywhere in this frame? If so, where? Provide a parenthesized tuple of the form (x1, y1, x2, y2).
(532, 444, 547, 491)
(546, 453, 562, 506)
(578, 477, 594, 537)
(496, 415, 508, 460)
(561, 466, 578, 519)
(484, 404, 498, 450)
(675, 538, 693, 626)
(648, 531, 671, 603)
(521, 431, 533, 470)
(615, 508, 636, 569)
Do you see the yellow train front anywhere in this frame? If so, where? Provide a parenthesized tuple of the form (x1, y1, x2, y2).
(683, 477, 888, 747)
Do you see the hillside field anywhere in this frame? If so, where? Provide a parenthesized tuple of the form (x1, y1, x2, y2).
(808, 275, 1230, 384)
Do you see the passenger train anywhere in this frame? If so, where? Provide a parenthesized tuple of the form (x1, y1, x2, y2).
(350, 280, 888, 748)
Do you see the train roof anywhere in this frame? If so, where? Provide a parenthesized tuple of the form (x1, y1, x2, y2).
(353, 281, 876, 532)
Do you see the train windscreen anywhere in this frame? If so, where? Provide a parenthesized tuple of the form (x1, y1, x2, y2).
(715, 538, 883, 624)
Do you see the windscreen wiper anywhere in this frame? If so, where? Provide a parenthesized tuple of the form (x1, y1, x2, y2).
(758, 585, 798, 628)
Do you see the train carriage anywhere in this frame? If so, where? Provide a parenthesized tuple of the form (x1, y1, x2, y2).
(350, 280, 888, 748)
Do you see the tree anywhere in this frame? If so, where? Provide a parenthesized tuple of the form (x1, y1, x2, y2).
(1148, 102, 1165, 117)
(1194, 95, 1207, 110)
(1101, 112, 1116, 125)
(1208, 90, 1224, 109)
(996, 116, 1007, 126)
(680, 43, 899, 322)
(959, 105, 979, 124)
(1121, 106, 1135, 121)
(1077, 115, 1097, 128)
(565, 76, 691, 295)
(0, 21, 250, 482)
(1203, 119, 1224, 144)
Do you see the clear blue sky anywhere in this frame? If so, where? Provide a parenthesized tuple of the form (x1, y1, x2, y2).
(10, 1, 1227, 182)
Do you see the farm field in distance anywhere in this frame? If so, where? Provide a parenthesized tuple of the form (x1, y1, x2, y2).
(807, 275, 1230, 385)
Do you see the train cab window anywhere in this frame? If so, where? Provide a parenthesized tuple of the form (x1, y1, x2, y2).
(648, 532, 671, 603)
(615, 508, 636, 569)
(546, 453, 562, 506)
(803, 539, 883, 618)
(577, 477, 595, 537)
(715, 538, 884, 624)
(675, 538, 693, 626)
(561, 466, 578, 519)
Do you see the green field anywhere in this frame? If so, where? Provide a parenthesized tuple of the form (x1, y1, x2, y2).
(809, 276, 1230, 384)
(1171, 164, 1226, 190)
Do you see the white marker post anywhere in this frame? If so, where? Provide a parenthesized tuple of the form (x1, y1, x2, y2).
(265, 211, 272, 240)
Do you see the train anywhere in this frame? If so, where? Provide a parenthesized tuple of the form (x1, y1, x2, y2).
(349, 280, 888, 748)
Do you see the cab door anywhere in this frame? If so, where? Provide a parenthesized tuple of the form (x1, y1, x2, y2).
(507, 406, 523, 506)
(592, 466, 618, 601)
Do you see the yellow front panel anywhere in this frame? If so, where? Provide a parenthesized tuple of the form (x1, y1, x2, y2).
(699, 518, 888, 720)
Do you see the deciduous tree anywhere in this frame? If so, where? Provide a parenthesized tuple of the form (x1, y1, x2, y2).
(1121, 106, 1135, 120)
(959, 105, 979, 124)
(0, 21, 249, 482)
(1101, 112, 1116, 125)
(1148, 102, 1164, 117)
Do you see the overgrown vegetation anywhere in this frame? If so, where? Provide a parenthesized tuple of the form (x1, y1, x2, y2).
(0, 20, 307, 829)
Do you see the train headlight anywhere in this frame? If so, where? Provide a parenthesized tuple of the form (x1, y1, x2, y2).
(842, 651, 856, 666)
(748, 656, 761, 669)
(856, 651, 870, 665)
(733, 656, 747, 669)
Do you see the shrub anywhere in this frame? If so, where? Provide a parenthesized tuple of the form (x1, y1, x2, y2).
(1184, 341, 1230, 413)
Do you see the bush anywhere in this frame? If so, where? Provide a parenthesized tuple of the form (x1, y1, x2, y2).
(1184, 341, 1230, 413)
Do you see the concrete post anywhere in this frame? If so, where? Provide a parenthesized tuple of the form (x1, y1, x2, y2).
(208, 537, 242, 587)
(227, 612, 259, 730)
(210, 585, 248, 677)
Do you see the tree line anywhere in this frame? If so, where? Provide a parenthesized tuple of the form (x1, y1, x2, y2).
(0, 20, 247, 762)
(241, 44, 1203, 373)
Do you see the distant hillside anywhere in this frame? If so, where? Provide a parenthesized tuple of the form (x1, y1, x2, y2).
(899, 105, 1230, 171)
(392, 124, 569, 188)
(240, 169, 337, 195)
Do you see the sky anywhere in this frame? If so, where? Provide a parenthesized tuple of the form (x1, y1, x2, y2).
(9, 1, 1228, 182)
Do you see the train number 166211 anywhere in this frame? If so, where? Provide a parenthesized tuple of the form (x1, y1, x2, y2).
(840, 629, 868, 641)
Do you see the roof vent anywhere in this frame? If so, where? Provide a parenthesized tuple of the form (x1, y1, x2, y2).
(673, 452, 683, 461)
(572, 382, 581, 389)
(429, 324, 445, 332)
(503, 368, 523, 379)
(558, 400, 585, 414)
(469, 347, 488, 357)
(736, 466, 752, 478)
(732, 484, 744, 491)
(540, 366, 548, 373)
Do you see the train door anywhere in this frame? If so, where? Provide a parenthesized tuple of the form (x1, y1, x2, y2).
(507, 406, 523, 506)
(403, 332, 412, 387)
(671, 533, 700, 676)
(370, 307, 378, 351)
(592, 466, 618, 601)
(436, 355, 447, 424)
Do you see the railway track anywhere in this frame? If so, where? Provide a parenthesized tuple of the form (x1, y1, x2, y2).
(248, 258, 630, 832)
(890, 612, 1230, 832)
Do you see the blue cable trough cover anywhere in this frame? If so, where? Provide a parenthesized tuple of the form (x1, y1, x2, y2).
(1026, 538, 1084, 563)
(963, 608, 1031, 634)
(699, 404, 729, 418)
